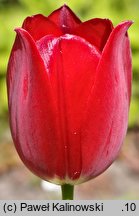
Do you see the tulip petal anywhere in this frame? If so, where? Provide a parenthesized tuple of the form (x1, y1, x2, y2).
(80, 21, 132, 181)
(74, 18, 113, 51)
(7, 28, 67, 181)
(123, 33, 132, 103)
(37, 34, 100, 182)
(48, 5, 81, 34)
(22, 14, 62, 41)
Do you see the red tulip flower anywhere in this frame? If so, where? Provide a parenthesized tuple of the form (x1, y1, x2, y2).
(7, 5, 132, 199)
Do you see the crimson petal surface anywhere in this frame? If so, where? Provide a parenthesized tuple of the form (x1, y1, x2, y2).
(48, 5, 81, 34)
(74, 18, 113, 51)
(36, 34, 100, 182)
(22, 14, 62, 41)
(80, 21, 132, 181)
(7, 28, 66, 181)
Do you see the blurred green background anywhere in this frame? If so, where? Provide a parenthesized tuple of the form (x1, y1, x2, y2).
(0, 0, 139, 199)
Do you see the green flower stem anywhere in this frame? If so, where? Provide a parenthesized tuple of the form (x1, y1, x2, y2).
(61, 184, 74, 200)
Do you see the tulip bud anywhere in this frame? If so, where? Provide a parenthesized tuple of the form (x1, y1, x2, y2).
(7, 5, 132, 199)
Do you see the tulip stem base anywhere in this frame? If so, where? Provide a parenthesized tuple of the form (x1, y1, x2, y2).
(61, 184, 74, 200)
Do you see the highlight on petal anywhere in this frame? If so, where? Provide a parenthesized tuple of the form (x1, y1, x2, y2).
(22, 14, 62, 41)
(80, 21, 133, 181)
(122, 33, 132, 104)
(37, 34, 100, 183)
(74, 18, 113, 51)
(48, 5, 81, 34)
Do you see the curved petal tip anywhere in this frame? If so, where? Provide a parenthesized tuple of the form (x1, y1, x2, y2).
(117, 20, 133, 30)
